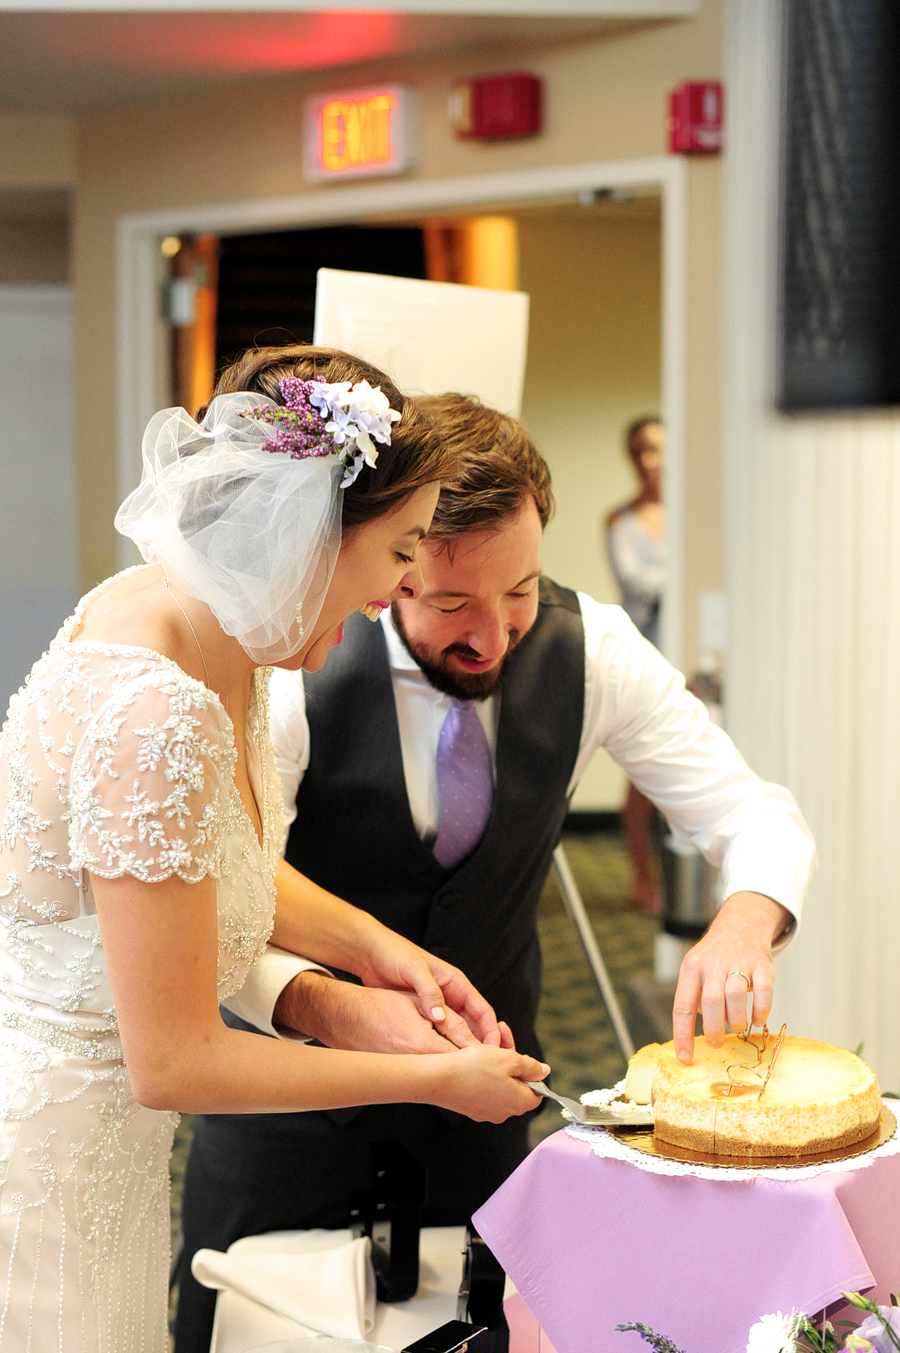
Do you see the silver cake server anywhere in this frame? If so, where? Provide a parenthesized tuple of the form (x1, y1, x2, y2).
(524, 1081, 654, 1126)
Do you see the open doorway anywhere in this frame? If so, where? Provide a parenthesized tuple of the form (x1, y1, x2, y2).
(513, 196, 661, 814)
(165, 225, 428, 415)
(162, 216, 520, 415)
(162, 197, 660, 814)
(120, 160, 685, 667)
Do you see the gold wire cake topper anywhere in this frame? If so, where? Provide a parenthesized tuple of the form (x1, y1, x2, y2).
(723, 1022, 788, 1099)
(757, 1023, 788, 1098)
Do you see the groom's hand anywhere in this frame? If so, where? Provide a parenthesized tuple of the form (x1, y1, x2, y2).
(274, 971, 478, 1054)
(352, 927, 515, 1050)
(672, 891, 792, 1063)
(270, 861, 512, 1048)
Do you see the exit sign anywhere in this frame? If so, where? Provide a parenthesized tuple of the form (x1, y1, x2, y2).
(304, 85, 417, 183)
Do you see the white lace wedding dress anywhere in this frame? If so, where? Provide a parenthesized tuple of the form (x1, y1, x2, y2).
(0, 573, 282, 1351)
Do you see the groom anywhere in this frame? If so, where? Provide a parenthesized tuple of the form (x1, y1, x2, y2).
(175, 394, 815, 1352)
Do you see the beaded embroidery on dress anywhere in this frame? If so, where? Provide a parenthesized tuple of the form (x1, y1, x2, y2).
(0, 570, 281, 1352)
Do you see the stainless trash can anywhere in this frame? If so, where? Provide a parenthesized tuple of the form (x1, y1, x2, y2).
(660, 835, 719, 939)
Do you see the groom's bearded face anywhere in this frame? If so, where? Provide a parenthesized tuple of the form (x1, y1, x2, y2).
(391, 502, 543, 702)
(391, 603, 520, 700)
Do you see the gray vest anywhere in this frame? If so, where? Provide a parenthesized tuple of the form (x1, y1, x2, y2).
(287, 577, 585, 1058)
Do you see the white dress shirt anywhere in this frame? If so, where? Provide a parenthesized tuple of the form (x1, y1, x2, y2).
(224, 597, 816, 1036)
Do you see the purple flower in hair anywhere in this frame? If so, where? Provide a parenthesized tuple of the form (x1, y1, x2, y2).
(242, 375, 401, 487)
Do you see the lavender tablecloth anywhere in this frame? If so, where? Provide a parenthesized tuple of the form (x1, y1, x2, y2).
(473, 1125, 900, 1353)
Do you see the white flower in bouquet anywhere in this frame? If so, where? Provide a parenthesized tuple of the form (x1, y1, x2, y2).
(746, 1310, 804, 1353)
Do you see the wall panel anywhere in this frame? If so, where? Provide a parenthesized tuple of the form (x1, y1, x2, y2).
(724, 0, 900, 1085)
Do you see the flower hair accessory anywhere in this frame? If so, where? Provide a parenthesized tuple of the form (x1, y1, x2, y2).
(249, 376, 402, 488)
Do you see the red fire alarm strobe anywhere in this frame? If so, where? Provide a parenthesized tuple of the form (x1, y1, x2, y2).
(449, 73, 543, 141)
(668, 80, 723, 154)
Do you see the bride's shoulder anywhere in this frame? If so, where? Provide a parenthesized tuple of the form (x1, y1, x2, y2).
(100, 662, 228, 739)
(62, 660, 233, 799)
(66, 564, 170, 650)
(67, 663, 232, 885)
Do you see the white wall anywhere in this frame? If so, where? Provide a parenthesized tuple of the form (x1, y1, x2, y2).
(0, 286, 77, 708)
(517, 205, 661, 810)
(723, 1, 900, 1086)
(0, 217, 68, 285)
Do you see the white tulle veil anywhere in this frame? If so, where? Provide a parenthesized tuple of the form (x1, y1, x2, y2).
(115, 393, 344, 664)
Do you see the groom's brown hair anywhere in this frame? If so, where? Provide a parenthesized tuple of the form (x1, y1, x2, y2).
(417, 393, 553, 548)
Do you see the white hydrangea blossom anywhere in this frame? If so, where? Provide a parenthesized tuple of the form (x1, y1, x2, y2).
(310, 378, 402, 486)
(746, 1310, 804, 1353)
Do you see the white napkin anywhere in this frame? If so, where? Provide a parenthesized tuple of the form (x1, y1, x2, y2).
(191, 1235, 376, 1339)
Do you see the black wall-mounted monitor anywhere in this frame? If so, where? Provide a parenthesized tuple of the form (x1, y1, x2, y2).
(779, 0, 900, 411)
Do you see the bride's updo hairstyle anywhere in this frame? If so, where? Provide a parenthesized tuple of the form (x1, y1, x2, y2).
(117, 344, 452, 664)
(205, 344, 450, 530)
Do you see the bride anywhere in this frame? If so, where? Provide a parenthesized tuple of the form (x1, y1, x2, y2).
(0, 345, 546, 1352)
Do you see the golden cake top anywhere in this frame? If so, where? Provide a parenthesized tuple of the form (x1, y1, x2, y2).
(652, 1033, 878, 1107)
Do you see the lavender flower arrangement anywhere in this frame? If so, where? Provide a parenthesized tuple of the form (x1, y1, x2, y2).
(616, 1322, 687, 1353)
(245, 375, 402, 487)
(616, 1291, 900, 1353)
(253, 377, 340, 461)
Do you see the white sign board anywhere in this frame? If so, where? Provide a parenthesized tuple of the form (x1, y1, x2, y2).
(313, 268, 530, 416)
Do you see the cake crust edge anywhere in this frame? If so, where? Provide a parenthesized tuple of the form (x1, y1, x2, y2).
(654, 1107, 882, 1159)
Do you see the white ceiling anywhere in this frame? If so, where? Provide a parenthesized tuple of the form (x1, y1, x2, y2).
(0, 0, 697, 10)
(0, 10, 682, 110)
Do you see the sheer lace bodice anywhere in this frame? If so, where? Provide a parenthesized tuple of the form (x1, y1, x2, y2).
(0, 571, 283, 1352)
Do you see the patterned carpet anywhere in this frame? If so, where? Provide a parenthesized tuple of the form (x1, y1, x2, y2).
(168, 829, 657, 1232)
(529, 832, 657, 1144)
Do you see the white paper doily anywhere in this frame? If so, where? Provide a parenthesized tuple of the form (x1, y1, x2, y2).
(562, 1087, 900, 1182)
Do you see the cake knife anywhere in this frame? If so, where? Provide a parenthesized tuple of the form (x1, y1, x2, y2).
(524, 1081, 654, 1126)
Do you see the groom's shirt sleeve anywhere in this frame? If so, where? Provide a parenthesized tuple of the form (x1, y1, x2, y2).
(221, 668, 334, 1040)
(573, 595, 817, 945)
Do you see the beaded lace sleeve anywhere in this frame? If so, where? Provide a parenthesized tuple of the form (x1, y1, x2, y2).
(68, 669, 231, 884)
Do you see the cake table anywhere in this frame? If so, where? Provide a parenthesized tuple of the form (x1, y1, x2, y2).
(472, 1112, 900, 1353)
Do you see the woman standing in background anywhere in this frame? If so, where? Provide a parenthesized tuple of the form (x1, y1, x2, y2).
(605, 417, 667, 911)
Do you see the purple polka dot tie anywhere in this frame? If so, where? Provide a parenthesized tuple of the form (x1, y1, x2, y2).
(433, 699, 494, 870)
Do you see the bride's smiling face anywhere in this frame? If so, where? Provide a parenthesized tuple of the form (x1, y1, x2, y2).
(283, 483, 441, 672)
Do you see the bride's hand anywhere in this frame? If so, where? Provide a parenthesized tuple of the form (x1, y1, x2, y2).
(275, 971, 479, 1054)
(352, 927, 515, 1050)
(431, 1045, 548, 1124)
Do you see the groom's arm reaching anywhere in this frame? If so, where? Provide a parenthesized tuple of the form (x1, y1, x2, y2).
(575, 600, 816, 1061)
(224, 944, 477, 1054)
(223, 860, 514, 1054)
(220, 941, 331, 1040)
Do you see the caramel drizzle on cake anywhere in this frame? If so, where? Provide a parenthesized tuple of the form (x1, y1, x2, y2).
(720, 1022, 788, 1100)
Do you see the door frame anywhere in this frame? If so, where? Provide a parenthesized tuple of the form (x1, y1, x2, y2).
(117, 154, 688, 665)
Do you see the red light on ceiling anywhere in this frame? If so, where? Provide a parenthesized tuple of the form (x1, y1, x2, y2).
(449, 73, 543, 142)
(304, 85, 416, 182)
(668, 80, 724, 154)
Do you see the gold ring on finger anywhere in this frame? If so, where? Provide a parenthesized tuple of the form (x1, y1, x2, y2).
(727, 969, 752, 991)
